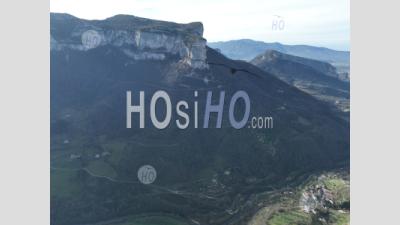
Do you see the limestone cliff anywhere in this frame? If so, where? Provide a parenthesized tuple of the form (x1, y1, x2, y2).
(50, 13, 208, 69)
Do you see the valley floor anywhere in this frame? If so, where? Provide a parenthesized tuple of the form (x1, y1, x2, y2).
(74, 170, 349, 225)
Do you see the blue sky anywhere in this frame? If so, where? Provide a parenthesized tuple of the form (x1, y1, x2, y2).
(50, 0, 350, 51)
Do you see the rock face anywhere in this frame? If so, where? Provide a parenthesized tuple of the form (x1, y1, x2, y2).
(299, 174, 350, 215)
(50, 13, 208, 69)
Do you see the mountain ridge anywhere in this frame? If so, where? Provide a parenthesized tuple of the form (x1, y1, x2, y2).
(51, 13, 349, 225)
(251, 49, 350, 115)
(208, 39, 350, 64)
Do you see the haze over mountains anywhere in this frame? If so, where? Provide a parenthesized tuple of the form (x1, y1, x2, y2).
(209, 39, 350, 79)
(51, 13, 349, 225)
(208, 39, 349, 63)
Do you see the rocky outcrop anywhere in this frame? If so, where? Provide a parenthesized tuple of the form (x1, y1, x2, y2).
(50, 13, 208, 69)
(299, 175, 350, 214)
(252, 50, 339, 78)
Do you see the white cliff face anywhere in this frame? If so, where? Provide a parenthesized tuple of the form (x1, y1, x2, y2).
(133, 30, 208, 69)
(104, 30, 136, 47)
(122, 49, 166, 60)
(51, 18, 208, 69)
(135, 31, 184, 53)
(187, 39, 208, 69)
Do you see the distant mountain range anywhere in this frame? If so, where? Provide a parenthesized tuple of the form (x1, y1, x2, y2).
(51, 13, 349, 225)
(208, 39, 349, 63)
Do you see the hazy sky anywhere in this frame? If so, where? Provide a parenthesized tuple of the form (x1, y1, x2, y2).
(50, 0, 350, 51)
